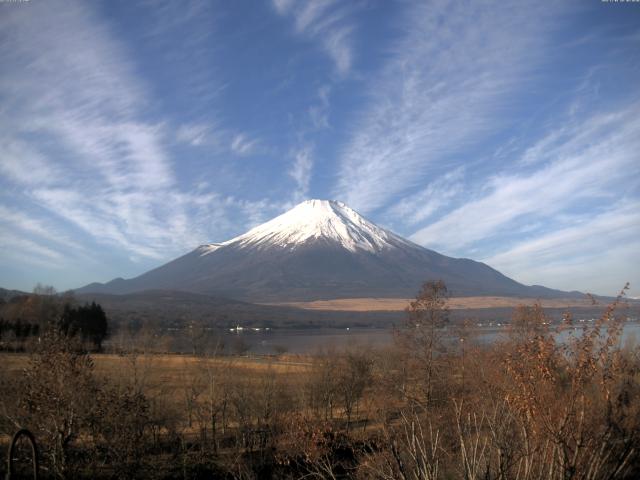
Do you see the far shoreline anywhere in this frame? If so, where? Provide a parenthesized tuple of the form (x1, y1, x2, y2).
(261, 295, 625, 312)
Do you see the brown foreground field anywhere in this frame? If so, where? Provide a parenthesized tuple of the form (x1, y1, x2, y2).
(1, 352, 312, 417)
(1, 288, 639, 479)
(265, 296, 600, 311)
(0, 351, 312, 377)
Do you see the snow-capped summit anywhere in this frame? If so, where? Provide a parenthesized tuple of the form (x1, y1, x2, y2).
(209, 199, 411, 253)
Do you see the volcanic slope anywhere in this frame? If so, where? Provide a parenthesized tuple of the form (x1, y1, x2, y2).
(77, 200, 578, 301)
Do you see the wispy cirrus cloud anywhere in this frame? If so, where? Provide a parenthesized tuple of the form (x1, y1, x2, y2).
(288, 146, 314, 202)
(308, 85, 331, 129)
(482, 203, 640, 294)
(0, 138, 61, 187)
(0, 211, 65, 269)
(410, 105, 640, 252)
(0, 205, 87, 254)
(0, 0, 223, 266)
(139, 0, 225, 109)
(176, 123, 263, 160)
(0, 230, 65, 269)
(335, 0, 559, 213)
(0, 204, 105, 275)
(176, 123, 215, 147)
(272, 0, 356, 75)
(385, 168, 465, 228)
(230, 133, 260, 157)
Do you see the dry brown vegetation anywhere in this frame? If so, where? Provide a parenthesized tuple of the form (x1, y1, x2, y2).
(1, 282, 639, 479)
(264, 296, 602, 312)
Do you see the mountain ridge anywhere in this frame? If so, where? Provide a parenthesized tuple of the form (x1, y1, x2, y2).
(76, 199, 583, 301)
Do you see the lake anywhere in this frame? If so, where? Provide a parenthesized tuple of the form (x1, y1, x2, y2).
(218, 320, 640, 355)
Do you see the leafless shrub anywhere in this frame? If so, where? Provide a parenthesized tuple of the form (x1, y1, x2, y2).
(17, 330, 99, 478)
(91, 385, 150, 479)
(358, 407, 441, 480)
(497, 284, 640, 479)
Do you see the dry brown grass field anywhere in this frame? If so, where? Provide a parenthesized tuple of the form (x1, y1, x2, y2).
(1, 351, 313, 379)
(265, 295, 599, 311)
(1, 352, 313, 423)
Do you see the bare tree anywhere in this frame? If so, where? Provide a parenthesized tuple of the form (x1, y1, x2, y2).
(307, 350, 339, 422)
(18, 330, 99, 478)
(336, 349, 373, 430)
(398, 280, 450, 405)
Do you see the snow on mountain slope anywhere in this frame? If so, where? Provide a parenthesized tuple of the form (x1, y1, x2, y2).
(199, 199, 412, 254)
(197, 243, 224, 256)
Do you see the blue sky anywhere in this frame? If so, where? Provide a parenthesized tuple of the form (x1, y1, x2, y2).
(0, 0, 639, 297)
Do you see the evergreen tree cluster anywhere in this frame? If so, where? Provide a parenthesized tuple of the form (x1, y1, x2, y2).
(0, 318, 40, 340)
(58, 302, 109, 350)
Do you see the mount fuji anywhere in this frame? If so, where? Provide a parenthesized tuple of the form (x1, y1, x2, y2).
(77, 200, 576, 301)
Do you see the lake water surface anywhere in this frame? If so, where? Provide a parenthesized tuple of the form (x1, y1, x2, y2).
(222, 321, 640, 355)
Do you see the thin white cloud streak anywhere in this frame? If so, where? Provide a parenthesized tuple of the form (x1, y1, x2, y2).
(385, 168, 465, 226)
(229, 197, 288, 232)
(0, 3, 141, 121)
(141, 0, 214, 40)
(0, 207, 103, 271)
(518, 108, 633, 167)
(230, 133, 260, 156)
(289, 146, 314, 202)
(0, 138, 61, 186)
(485, 204, 640, 268)
(140, 0, 224, 108)
(335, 0, 558, 213)
(0, 205, 88, 255)
(272, 0, 294, 14)
(482, 204, 640, 296)
(308, 85, 331, 129)
(410, 106, 640, 251)
(271, 0, 355, 74)
(0, 230, 65, 269)
(30, 189, 162, 260)
(176, 123, 263, 160)
(176, 123, 215, 147)
(29, 188, 227, 261)
(48, 119, 174, 190)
